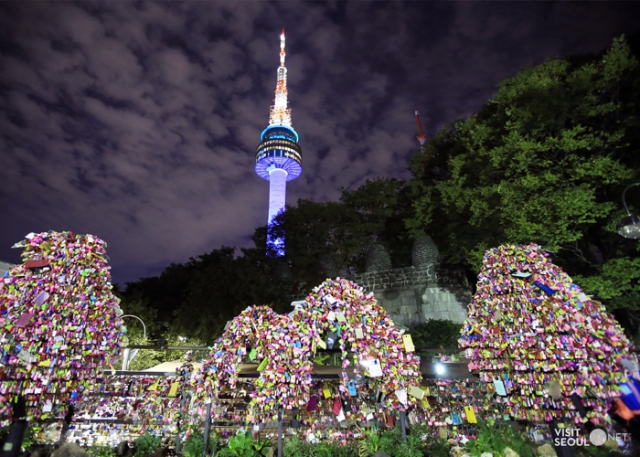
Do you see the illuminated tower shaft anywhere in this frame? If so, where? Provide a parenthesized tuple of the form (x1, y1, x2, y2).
(255, 30, 302, 257)
(268, 168, 287, 226)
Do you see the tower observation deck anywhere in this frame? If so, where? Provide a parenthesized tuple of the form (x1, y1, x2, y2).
(255, 30, 302, 257)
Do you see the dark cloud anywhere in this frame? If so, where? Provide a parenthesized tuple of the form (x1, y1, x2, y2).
(1, 1, 639, 284)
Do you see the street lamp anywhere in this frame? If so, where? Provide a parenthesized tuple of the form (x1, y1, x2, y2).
(121, 314, 147, 370)
(617, 183, 640, 239)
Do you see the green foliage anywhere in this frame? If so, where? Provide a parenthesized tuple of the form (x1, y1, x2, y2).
(395, 435, 424, 457)
(405, 424, 449, 457)
(21, 425, 39, 450)
(121, 263, 193, 339)
(574, 256, 640, 310)
(332, 441, 359, 457)
(174, 247, 292, 341)
(0, 425, 46, 453)
(269, 199, 373, 285)
(356, 424, 441, 457)
(378, 427, 402, 456)
(359, 428, 382, 457)
(283, 436, 358, 457)
(251, 437, 271, 456)
(407, 319, 462, 351)
(133, 434, 162, 457)
(283, 435, 313, 457)
(340, 178, 415, 267)
(217, 433, 270, 457)
(89, 447, 116, 457)
(310, 442, 334, 457)
(120, 247, 292, 343)
(182, 430, 219, 457)
(268, 178, 414, 294)
(118, 333, 207, 371)
(311, 353, 330, 366)
(423, 437, 450, 457)
(575, 442, 623, 457)
(466, 424, 533, 457)
(408, 36, 640, 316)
(283, 426, 443, 457)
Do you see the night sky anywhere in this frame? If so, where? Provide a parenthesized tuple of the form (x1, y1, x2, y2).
(1, 1, 640, 286)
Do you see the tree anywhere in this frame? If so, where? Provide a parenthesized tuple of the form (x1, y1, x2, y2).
(408, 36, 640, 315)
(407, 319, 462, 351)
(117, 245, 292, 344)
(266, 178, 415, 293)
(120, 263, 193, 340)
(171, 247, 292, 342)
(268, 199, 371, 286)
(340, 178, 415, 267)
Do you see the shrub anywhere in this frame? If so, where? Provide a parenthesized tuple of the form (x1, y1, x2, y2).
(133, 434, 162, 457)
(466, 424, 533, 457)
(182, 430, 219, 457)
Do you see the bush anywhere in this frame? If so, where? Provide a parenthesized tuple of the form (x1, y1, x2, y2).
(466, 424, 533, 457)
(89, 447, 116, 457)
(360, 424, 437, 457)
(407, 320, 461, 351)
(283, 435, 313, 457)
(182, 430, 219, 457)
(217, 432, 270, 457)
(379, 427, 402, 455)
(575, 444, 625, 457)
(133, 434, 161, 457)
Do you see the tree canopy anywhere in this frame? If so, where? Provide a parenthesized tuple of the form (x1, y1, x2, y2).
(407, 36, 640, 315)
(267, 177, 415, 289)
(118, 246, 292, 344)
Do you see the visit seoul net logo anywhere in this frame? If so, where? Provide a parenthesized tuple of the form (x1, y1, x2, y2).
(553, 428, 630, 447)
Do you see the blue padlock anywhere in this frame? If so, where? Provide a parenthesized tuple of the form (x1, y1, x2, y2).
(534, 281, 556, 296)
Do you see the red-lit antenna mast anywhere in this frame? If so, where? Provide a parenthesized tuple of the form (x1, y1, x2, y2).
(415, 110, 427, 145)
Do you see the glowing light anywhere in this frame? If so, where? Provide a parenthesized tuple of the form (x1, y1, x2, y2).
(267, 168, 288, 256)
(256, 31, 302, 258)
(435, 363, 445, 375)
(270, 29, 292, 127)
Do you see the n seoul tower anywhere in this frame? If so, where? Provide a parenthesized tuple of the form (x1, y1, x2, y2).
(255, 29, 302, 257)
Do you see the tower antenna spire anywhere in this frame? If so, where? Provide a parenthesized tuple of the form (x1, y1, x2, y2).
(269, 28, 291, 127)
(415, 110, 427, 145)
(280, 27, 286, 67)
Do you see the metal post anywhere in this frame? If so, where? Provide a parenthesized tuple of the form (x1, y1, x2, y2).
(175, 375, 189, 454)
(1, 396, 28, 457)
(277, 406, 283, 457)
(400, 411, 407, 442)
(58, 404, 75, 444)
(202, 403, 212, 457)
(121, 348, 131, 371)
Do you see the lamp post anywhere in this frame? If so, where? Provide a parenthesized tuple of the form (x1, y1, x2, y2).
(616, 183, 640, 239)
(121, 314, 147, 370)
